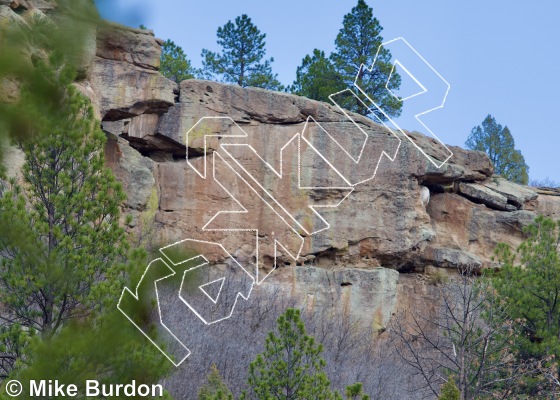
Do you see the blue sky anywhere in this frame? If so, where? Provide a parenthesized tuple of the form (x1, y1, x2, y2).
(95, 0, 559, 183)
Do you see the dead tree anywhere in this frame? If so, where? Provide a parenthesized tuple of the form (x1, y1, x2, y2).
(391, 266, 524, 400)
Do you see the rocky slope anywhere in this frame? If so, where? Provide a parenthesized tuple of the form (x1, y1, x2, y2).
(2, 2, 560, 330)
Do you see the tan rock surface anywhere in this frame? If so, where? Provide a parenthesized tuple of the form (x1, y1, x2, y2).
(96, 22, 162, 71)
(425, 192, 535, 268)
(536, 191, 560, 220)
(270, 265, 400, 331)
(90, 57, 177, 119)
(101, 77, 547, 281)
(2, 0, 558, 333)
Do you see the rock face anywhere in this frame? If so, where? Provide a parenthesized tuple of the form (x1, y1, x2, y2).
(86, 22, 558, 328)
(291, 266, 399, 331)
(2, 6, 559, 330)
(91, 23, 178, 120)
(103, 77, 549, 272)
(0, 0, 55, 11)
(458, 182, 510, 211)
(535, 188, 560, 220)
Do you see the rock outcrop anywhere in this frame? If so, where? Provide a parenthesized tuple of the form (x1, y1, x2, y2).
(283, 266, 399, 331)
(2, 5, 559, 331)
(91, 22, 178, 120)
(88, 24, 560, 327)
(102, 75, 550, 273)
(535, 187, 560, 220)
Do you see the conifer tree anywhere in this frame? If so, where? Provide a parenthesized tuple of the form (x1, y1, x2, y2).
(290, 49, 345, 103)
(439, 378, 461, 400)
(0, 82, 127, 341)
(199, 365, 234, 400)
(202, 14, 282, 90)
(242, 308, 336, 400)
(465, 114, 529, 184)
(492, 216, 560, 389)
(0, 72, 170, 388)
(340, 383, 370, 400)
(330, 0, 401, 119)
(161, 39, 196, 83)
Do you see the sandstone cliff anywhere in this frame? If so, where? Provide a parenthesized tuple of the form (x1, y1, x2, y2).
(91, 22, 560, 329)
(2, 2, 560, 330)
(94, 33, 558, 272)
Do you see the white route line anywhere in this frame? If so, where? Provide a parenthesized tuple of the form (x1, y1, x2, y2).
(186, 116, 247, 179)
(117, 255, 206, 367)
(199, 277, 225, 304)
(120, 37, 454, 365)
(302, 96, 402, 186)
(354, 37, 453, 168)
(204, 150, 305, 285)
(387, 59, 427, 102)
(221, 132, 354, 237)
(173, 239, 255, 325)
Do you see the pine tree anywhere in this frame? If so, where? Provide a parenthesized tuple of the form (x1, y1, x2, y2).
(242, 308, 336, 400)
(290, 49, 345, 103)
(198, 365, 234, 400)
(161, 39, 196, 83)
(0, 82, 128, 337)
(0, 79, 172, 392)
(439, 378, 460, 400)
(465, 114, 529, 184)
(0, 0, 173, 389)
(11, 307, 174, 398)
(492, 217, 560, 376)
(330, 0, 401, 119)
(202, 14, 283, 90)
(341, 383, 370, 400)
(0, 76, 141, 378)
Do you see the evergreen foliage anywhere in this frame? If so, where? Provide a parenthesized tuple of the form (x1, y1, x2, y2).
(202, 14, 282, 90)
(465, 114, 529, 184)
(161, 39, 196, 83)
(290, 49, 345, 103)
(330, 0, 402, 119)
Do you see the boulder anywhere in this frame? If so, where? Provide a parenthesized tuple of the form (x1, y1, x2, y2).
(5, 4, 559, 375)
(96, 22, 162, 71)
(98, 79, 538, 273)
(483, 177, 538, 209)
(90, 57, 177, 119)
(152, 80, 453, 268)
(458, 182, 509, 210)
